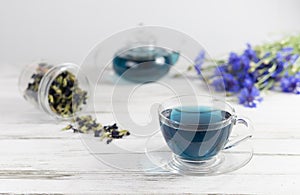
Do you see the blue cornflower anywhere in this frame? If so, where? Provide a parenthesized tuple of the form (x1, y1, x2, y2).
(280, 75, 300, 94)
(206, 41, 300, 108)
(212, 77, 226, 91)
(272, 61, 288, 77)
(212, 73, 240, 93)
(228, 52, 250, 74)
(243, 44, 259, 63)
(233, 63, 253, 89)
(261, 52, 271, 59)
(275, 52, 284, 63)
(281, 47, 294, 53)
(236, 55, 250, 78)
(240, 54, 250, 70)
(272, 51, 293, 77)
(287, 54, 299, 64)
(275, 47, 294, 66)
(238, 86, 263, 108)
(214, 64, 228, 76)
(194, 50, 206, 74)
(241, 76, 254, 89)
(228, 52, 241, 71)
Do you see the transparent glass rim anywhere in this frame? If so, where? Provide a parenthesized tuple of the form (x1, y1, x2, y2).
(158, 95, 237, 131)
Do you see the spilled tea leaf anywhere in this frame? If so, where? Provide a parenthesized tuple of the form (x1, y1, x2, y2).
(62, 115, 130, 144)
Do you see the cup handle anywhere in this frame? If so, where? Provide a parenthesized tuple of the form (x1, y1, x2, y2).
(223, 117, 253, 150)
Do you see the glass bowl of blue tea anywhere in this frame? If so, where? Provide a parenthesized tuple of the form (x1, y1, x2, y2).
(157, 95, 253, 175)
(113, 46, 179, 83)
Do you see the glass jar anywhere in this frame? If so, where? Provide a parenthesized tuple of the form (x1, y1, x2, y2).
(18, 62, 90, 120)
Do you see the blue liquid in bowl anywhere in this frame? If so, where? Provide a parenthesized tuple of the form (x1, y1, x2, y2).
(113, 46, 179, 83)
(160, 106, 233, 161)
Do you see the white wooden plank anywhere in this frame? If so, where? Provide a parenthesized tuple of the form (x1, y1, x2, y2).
(0, 137, 299, 174)
(0, 174, 298, 194)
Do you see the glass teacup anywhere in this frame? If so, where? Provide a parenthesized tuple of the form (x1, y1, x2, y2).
(158, 95, 253, 174)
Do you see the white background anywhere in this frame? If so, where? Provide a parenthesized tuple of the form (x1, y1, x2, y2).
(0, 0, 300, 68)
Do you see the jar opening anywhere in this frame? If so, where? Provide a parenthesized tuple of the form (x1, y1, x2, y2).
(19, 62, 90, 120)
(38, 63, 90, 120)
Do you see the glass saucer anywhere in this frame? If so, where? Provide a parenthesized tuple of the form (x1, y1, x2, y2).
(145, 131, 253, 176)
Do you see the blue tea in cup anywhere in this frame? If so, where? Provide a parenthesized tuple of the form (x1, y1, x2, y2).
(160, 106, 233, 161)
(158, 96, 252, 164)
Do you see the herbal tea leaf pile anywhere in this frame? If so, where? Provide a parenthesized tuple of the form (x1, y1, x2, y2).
(25, 63, 88, 117)
(194, 34, 300, 108)
(24, 63, 130, 144)
(62, 115, 130, 144)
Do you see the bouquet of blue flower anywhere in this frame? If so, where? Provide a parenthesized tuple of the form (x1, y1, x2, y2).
(194, 34, 300, 107)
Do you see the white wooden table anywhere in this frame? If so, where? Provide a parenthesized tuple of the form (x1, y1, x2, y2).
(1, 66, 300, 194)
